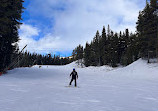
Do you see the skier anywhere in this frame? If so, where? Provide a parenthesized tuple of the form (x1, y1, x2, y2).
(69, 68, 78, 87)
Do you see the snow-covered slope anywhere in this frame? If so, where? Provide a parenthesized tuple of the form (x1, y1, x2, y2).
(109, 59, 158, 80)
(0, 59, 158, 111)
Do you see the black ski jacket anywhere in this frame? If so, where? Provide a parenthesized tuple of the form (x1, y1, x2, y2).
(70, 71, 78, 79)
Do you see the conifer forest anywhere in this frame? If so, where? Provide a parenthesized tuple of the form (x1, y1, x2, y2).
(73, 0, 158, 67)
(0, 0, 158, 73)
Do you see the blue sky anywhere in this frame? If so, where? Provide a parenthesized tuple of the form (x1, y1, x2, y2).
(19, 0, 147, 57)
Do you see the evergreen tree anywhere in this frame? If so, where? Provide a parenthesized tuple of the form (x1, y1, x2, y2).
(107, 24, 111, 37)
(84, 42, 91, 67)
(90, 40, 96, 66)
(0, 0, 24, 71)
(150, 0, 158, 9)
(136, 1, 158, 60)
(119, 31, 127, 64)
(77, 0, 158, 67)
(100, 26, 107, 65)
(73, 44, 84, 65)
(92, 30, 100, 66)
(111, 32, 119, 67)
(72, 49, 77, 61)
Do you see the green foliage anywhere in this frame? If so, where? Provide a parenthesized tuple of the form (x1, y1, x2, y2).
(80, 25, 141, 67)
(0, 0, 24, 71)
(71, 44, 84, 66)
(80, 0, 158, 67)
(136, 0, 158, 59)
(19, 52, 72, 67)
(84, 42, 91, 67)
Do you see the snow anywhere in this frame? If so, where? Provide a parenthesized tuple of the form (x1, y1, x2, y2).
(0, 59, 158, 111)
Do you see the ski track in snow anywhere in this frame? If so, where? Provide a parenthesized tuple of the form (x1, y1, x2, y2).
(0, 59, 158, 111)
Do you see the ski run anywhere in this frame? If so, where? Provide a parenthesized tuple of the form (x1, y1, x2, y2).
(0, 59, 158, 111)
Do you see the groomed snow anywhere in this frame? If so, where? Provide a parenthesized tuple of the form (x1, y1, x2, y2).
(0, 59, 158, 111)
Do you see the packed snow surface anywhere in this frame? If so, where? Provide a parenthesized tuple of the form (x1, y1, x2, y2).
(0, 59, 158, 111)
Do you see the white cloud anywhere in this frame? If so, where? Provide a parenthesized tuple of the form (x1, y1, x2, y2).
(19, 24, 65, 54)
(20, 0, 146, 54)
(19, 23, 40, 38)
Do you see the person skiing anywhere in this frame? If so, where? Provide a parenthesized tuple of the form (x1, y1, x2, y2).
(69, 68, 78, 87)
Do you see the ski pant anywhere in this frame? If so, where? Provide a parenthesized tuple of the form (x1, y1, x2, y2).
(69, 78, 77, 87)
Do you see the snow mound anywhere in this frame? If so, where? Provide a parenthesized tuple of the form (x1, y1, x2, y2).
(65, 61, 81, 68)
(109, 59, 158, 80)
(65, 61, 114, 72)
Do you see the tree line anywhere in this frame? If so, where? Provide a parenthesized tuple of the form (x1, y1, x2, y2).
(73, 27, 139, 67)
(0, 0, 72, 72)
(73, 0, 158, 67)
(18, 52, 72, 67)
(0, 0, 158, 72)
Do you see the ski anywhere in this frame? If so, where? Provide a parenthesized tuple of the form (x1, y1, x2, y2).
(65, 86, 80, 88)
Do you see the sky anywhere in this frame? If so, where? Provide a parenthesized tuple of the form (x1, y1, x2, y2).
(18, 0, 147, 57)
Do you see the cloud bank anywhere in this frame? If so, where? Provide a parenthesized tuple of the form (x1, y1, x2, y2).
(19, 0, 146, 56)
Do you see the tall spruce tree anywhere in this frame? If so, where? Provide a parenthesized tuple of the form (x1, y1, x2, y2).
(84, 42, 91, 67)
(100, 26, 107, 65)
(74, 44, 84, 65)
(150, 0, 158, 9)
(119, 32, 126, 64)
(150, 0, 158, 58)
(136, 1, 158, 60)
(0, 0, 24, 71)
(93, 30, 101, 66)
(108, 32, 119, 67)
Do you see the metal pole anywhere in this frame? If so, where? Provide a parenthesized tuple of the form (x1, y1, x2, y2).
(2, 45, 27, 73)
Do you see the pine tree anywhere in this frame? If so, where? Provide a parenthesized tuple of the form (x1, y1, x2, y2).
(100, 26, 107, 65)
(150, 0, 158, 58)
(110, 32, 119, 67)
(0, 0, 24, 71)
(136, 1, 158, 60)
(119, 31, 127, 64)
(93, 30, 100, 66)
(72, 49, 77, 61)
(81, 0, 158, 67)
(75, 44, 84, 65)
(84, 42, 91, 67)
(150, 0, 158, 9)
(106, 26, 112, 64)
(90, 40, 96, 66)
(107, 24, 110, 38)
